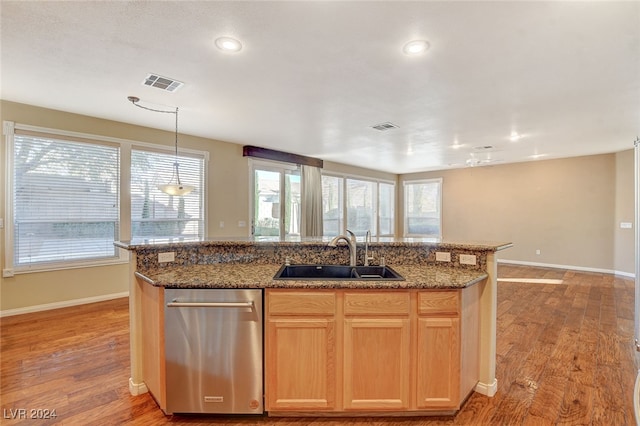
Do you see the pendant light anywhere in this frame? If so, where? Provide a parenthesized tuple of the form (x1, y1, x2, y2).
(127, 96, 195, 196)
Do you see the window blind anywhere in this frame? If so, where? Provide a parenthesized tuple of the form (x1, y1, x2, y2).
(131, 149, 204, 240)
(321, 174, 395, 237)
(346, 178, 376, 236)
(379, 182, 395, 236)
(13, 134, 120, 267)
(322, 175, 343, 236)
(404, 179, 442, 237)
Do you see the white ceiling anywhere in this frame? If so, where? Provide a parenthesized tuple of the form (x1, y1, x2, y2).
(1, 1, 639, 174)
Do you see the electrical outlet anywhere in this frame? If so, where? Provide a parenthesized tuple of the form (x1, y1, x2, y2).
(620, 222, 633, 229)
(536, 249, 541, 255)
(435, 251, 451, 262)
(459, 254, 477, 265)
(238, 221, 246, 227)
(158, 252, 175, 263)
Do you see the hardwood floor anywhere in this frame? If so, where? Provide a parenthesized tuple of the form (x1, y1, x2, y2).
(1, 265, 637, 425)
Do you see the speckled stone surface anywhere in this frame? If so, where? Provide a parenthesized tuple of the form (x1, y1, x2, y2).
(119, 238, 511, 290)
(115, 237, 512, 272)
(135, 263, 488, 290)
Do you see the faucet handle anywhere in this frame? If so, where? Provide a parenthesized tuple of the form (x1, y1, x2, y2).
(346, 229, 356, 241)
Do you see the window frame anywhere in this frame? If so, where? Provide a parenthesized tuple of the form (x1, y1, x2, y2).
(130, 147, 206, 242)
(3, 121, 209, 276)
(403, 178, 443, 239)
(248, 158, 301, 239)
(321, 171, 396, 237)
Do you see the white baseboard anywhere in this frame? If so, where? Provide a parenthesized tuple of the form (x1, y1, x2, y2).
(0, 291, 129, 318)
(475, 379, 498, 397)
(129, 377, 149, 396)
(498, 259, 635, 278)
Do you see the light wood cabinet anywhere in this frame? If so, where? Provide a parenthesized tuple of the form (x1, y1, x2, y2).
(265, 291, 337, 411)
(343, 292, 411, 410)
(139, 279, 167, 410)
(344, 317, 410, 410)
(416, 316, 460, 408)
(265, 286, 481, 415)
(415, 290, 461, 409)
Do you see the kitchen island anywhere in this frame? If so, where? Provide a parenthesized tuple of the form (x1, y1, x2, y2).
(116, 237, 511, 416)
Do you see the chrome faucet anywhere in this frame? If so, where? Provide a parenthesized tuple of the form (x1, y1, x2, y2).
(364, 230, 374, 266)
(328, 229, 357, 266)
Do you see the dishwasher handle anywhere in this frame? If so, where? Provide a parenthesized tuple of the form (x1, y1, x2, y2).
(166, 300, 255, 309)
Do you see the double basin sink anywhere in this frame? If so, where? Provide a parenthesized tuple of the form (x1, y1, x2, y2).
(274, 264, 404, 281)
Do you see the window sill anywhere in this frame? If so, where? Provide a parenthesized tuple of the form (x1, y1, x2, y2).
(4, 253, 130, 277)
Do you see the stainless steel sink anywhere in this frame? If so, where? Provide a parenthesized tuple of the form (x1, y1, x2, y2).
(273, 264, 404, 281)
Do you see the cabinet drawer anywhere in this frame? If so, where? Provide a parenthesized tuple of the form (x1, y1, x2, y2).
(418, 291, 460, 315)
(268, 291, 336, 315)
(344, 292, 410, 315)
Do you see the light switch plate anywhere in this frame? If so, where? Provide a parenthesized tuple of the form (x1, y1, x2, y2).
(620, 222, 633, 229)
(459, 254, 477, 265)
(435, 251, 451, 262)
(158, 252, 175, 263)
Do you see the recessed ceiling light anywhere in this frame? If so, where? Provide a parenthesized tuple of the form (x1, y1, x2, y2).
(509, 131, 523, 142)
(402, 40, 430, 55)
(215, 37, 242, 52)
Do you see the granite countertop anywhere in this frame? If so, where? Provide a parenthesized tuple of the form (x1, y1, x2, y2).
(134, 263, 488, 290)
(115, 237, 513, 253)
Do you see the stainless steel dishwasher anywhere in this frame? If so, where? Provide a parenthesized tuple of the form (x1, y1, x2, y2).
(164, 288, 263, 414)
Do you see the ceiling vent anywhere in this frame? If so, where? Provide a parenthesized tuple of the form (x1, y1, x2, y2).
(142, 74, 184, 92)
(371, 122, 399, 131)
(473, 145, 494, 151)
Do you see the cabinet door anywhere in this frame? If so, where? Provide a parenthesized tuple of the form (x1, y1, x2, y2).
(343, 318, 410, 410)
(416, 317, 460, 409)
(266, 318, 336, 410)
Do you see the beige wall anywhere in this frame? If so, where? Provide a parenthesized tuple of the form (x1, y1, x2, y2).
(0, 101, 391, 312)
(614, 150, 635, 273)
(323, 160, 397, 183)
(1, 100, 635, 312)
(400, 152, 635, 274)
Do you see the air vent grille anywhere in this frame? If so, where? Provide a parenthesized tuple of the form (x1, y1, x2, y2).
(371, 122, 399, 131)
(142, 74, 184, 92)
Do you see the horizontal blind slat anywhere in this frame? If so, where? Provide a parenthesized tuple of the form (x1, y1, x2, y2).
(13, 134, 120, 266)
(131, 149, 204, 239)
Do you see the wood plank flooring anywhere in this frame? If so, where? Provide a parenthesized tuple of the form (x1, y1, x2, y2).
(1, 265, 637, 425)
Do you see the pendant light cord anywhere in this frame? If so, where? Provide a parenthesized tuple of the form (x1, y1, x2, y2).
(127, 96, 183, 185)
(173, 106, 183, 185)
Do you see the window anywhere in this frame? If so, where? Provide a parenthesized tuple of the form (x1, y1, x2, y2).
(379, 182, 395, 236)
(131, 149, 205, 240)
(4, 122, 208, 274)
(322, 175, 343, 236)
(250, 161, 301, 238)
(321, 174, 395, 237)
(9, 129, 120, 269)
(403, 178, 442, 238)
(346, 178, 376, 236)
